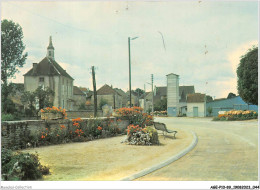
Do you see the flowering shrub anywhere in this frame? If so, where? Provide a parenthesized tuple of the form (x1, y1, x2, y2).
(40, 106, 68, 119)
(153, 111, 167, 116)
(1, 148, 50, 180)
(126, 124, 159, 145)
(18, 116, 125, 149)
(213, 110, 258, 121)
(115, 107, 154, 127)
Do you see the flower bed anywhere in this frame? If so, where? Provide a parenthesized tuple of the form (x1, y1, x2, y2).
(213, 110, 258, 121)
(40, 106, 68, 120)
(126, 125, 159, 145)
(115, 107, 154, 127)
(153, 111, 167, 116)
(36, 117, 123, 146)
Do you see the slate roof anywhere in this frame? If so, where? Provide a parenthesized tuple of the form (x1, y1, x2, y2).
(73, 86, 85, 95)
(155, 86, 167, 96)
(97, 84, 121, 96)
(79, 87, 88, 93)
(139, 92, 151, 99)
(24, 57, 73, 80)
(179, 86, 195, 102)
(114, 88, 126, 97)
(187, 93, 206, 103)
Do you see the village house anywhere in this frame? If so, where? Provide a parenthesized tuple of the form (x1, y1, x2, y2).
(114, 88, 127, 107)
(139, 85, 195, 114)
(23, 36, 74, 110)
(186, 93, 206, 117)
(126, 90, 139, 107)
(91, 84, 123, 109)
(72, 86, 86, 110)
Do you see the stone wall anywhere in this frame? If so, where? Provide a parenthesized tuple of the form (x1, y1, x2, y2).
(1, 117, 129, 150)
(66, 110, 103, 119)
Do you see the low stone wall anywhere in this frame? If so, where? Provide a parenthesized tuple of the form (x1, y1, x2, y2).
(66, 110, 103, 119)
(1, 117, 129, 150)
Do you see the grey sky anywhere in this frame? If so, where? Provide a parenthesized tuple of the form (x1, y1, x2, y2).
(2, 1, 258, 98)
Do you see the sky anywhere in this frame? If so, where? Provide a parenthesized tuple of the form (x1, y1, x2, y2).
(1, 0, 258, 99)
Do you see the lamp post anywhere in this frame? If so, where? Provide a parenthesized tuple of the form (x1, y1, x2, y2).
(128, 36, 139, 108)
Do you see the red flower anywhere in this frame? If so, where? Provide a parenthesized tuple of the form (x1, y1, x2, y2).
(97, 126, 102, 131)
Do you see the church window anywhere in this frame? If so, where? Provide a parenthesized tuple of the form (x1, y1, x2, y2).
(39, 77, 44, 82)
(49, 51, 51, 56)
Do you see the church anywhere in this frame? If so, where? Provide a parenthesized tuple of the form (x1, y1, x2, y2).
(24, 37, 74, 110)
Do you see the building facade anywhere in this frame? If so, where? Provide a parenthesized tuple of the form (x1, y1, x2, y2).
(24, 36, 74, 110)
(73, 86, 86, 110)
(92, 84, 123, 109)
(206, 96, 258, 116)
(186, 93, 206, 117)
(167, 73, 179, 116)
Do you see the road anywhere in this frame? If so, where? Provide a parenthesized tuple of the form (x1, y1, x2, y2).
(136, 117, 258, 181)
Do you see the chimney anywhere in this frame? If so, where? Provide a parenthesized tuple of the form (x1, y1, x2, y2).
(33, 63, 37, 74)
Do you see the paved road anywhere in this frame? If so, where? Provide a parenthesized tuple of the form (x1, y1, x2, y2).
(137, 117, 258, 181)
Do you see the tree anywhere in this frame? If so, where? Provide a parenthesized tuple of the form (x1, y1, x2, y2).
(1, 19, 28, 113)
(34, 86, 54, 110)
(154, 98, 167, 111)
(227, 92, 236, 99)
(21, 91, 36, 116)
(21, 87, 54, 116)
(99, 98, 108, 110)
(134, 88, 145, 96)
(237, 46, 258, 105)
(207, 107, 213, 116)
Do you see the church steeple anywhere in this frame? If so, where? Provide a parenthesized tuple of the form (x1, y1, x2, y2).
(47, 36, 55, 60)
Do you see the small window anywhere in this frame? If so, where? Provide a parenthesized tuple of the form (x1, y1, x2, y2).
(49, 51, 51, 56)
(39, 77, 44, 82)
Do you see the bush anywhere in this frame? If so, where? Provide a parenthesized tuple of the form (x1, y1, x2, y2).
(1, 148, 50, 181)
(115, 107, 154, 127)
(1, 113, 16, 121)
(126, 125, 159, 145)
(144, 126, 159, 145)
(213, 110, 258, 121)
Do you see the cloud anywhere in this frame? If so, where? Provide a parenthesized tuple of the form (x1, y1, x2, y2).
(2, 1, 258, 99)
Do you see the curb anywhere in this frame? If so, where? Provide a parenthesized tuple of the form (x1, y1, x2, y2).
(120, 131, 198, 181)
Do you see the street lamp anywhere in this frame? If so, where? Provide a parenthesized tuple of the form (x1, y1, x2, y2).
(128, 36, 139, 108)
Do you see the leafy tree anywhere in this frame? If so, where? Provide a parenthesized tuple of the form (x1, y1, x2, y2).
(237, 46, 258, 105)
(134, 88, 145, 96)
(1, 19, 28, 113)
(99, 98, 108, 109)
(154, 98, 167, 111)
(21, 91, 36, 116)
(227, 92, 236, 99)
(21, 86, 54, 116)
(34, 86, 54, 110)
(207, 107, 213, 116)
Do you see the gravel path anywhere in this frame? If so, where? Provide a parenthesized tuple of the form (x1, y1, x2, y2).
(23, 127, 193, 181)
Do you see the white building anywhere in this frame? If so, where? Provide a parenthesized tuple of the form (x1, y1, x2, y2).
(186, 93, 206, 117)
(24, 36, 74, 110)
(166, 73, 179, 116)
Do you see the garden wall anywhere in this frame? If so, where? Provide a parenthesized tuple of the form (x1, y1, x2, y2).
(1, 117, 129, 150)
(66, 110, 103, 119)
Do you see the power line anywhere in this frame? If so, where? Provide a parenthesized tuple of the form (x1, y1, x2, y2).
(6, 2, 90, 33)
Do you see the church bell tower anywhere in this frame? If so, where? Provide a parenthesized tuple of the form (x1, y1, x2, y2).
(47, 36, 55, 60)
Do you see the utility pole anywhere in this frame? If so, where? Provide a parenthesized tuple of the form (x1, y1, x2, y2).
(128, 37, 132, 108)
(151, 74, 154, 113)
(92, 66, 97, 117)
